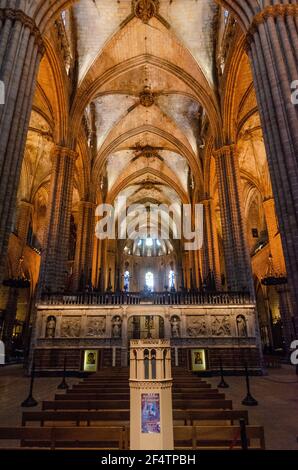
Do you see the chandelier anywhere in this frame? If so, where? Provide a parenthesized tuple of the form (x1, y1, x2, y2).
(261, 254, 287, 286)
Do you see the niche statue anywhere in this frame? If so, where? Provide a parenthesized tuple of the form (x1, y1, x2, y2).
(236, 315, 248, 337)
(171, 316, 181, 338)
(112, 316, 122, 338)
(45, 316, 56, 338)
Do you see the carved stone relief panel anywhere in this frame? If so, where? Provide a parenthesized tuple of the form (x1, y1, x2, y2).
(86, 316, 106, 337)
(211, 315, 232, 336)
(60, 317, 81, 338)
(187, 316, 208, 337)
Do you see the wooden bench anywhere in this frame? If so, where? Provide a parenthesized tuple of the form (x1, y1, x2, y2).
(57, 393, 131, 400)
(22, 410, 130, 426)
(0, 426, 128, 449)
(22, 409, 248, 427)
(42, 398, 232, 411)
(42, 400, 130, 411)
(57, 391, 224, 401)
(173, 386, 212, 392)
(173, 399, 233, 410)
(173, 410, 249, 425)
(174, 424, 265, 450)
(73, 384, 129, 389)
(173, 383, 212, 389)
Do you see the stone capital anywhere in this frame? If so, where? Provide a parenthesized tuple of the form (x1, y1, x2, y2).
(200, 196, 213, 207)
(213, 144, 236, 160)
(262, 196, 275, 207)
(245, 4, 298, 50)
(18, 200, 34, 210)
(0, 8, 45, 55)
(79, 201, 96, 210)
(51, 146, 78, 162)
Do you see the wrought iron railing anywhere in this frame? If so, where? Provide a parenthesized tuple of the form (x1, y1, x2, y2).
(39, 291, 252, 306)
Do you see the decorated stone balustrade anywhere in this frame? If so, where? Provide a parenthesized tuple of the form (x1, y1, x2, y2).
(39, 291, 252, 306)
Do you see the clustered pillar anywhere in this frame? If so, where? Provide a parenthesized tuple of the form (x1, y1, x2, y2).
(39, 146, 77, 293)
(215, 145, 254, 295)
(0, 8, 44, 281)
(262, 197, 296, 348)
(73, 201, 96, 291)
(201, 197, 221, 290)
(16, 200, 33, 244)
(245, 2, 298, 331)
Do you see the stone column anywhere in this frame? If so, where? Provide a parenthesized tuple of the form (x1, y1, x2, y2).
(244, 2, 298, 331)
(0, 8, 44, 281)
(2, 287, 18, 358)
(73, 201, 96, 291)
(263, 196, 295, 348)
(263, 198, 285, 273)
(39, 146, 77, 293)
(215, 145, 254, 294)
(277, 285, 295, 353)
(201, 197, 221, 290)
(16, 200, 33, 243)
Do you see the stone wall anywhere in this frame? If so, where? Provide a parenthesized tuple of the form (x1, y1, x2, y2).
(32, 302, 262, 373)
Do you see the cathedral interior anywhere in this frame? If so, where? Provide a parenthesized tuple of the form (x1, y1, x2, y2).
(0, 0, 298, 452)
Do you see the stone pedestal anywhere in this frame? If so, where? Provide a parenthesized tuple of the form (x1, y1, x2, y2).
(129, 339, 173, 450)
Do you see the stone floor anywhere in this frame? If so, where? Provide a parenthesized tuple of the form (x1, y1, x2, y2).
(0, 364, 297, 450)
(208, 366, 298, 450)
(0, 365, 78, 430)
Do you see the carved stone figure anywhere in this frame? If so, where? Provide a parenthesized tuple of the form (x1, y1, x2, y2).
(211, 316, 231, 336)
(86, 317, 106, 337)
(171, 316, 180, 338)
(60, 318, 81, 338)
(140, 86, 154, 107)
(112, 316, 122, 338)
(45, 315, 56, 338)
(187, 317, 207, 337)
(133, 0, 159, 23)
(236, 315, 248, 337)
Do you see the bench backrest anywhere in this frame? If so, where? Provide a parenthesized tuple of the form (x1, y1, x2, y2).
(173, 409, 249, 424)
(174, 425, 265, 449)
(42, 400, 130, 410)
(172, 399, 233, 410)
(0, 426, 127, 450)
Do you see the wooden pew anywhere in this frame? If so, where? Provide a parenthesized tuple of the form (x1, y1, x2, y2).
(22, 409, 248, 428)
(0, 426, 127, 449)
(22, 410, 130, 426)
(42, 398, 232, 411)
(73, 384, 129, 389)
(173, 410, 249, 425)
(57, 393, 131, 400)
(173, 399, 233, 410)
(42, 400, 130, 411)
(57, 391, 224, 401)
(173, 383, 212, 389)
(174, 425, 265, 450)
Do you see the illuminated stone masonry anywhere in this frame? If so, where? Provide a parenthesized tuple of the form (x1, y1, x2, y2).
(32, 302, 262, 374)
